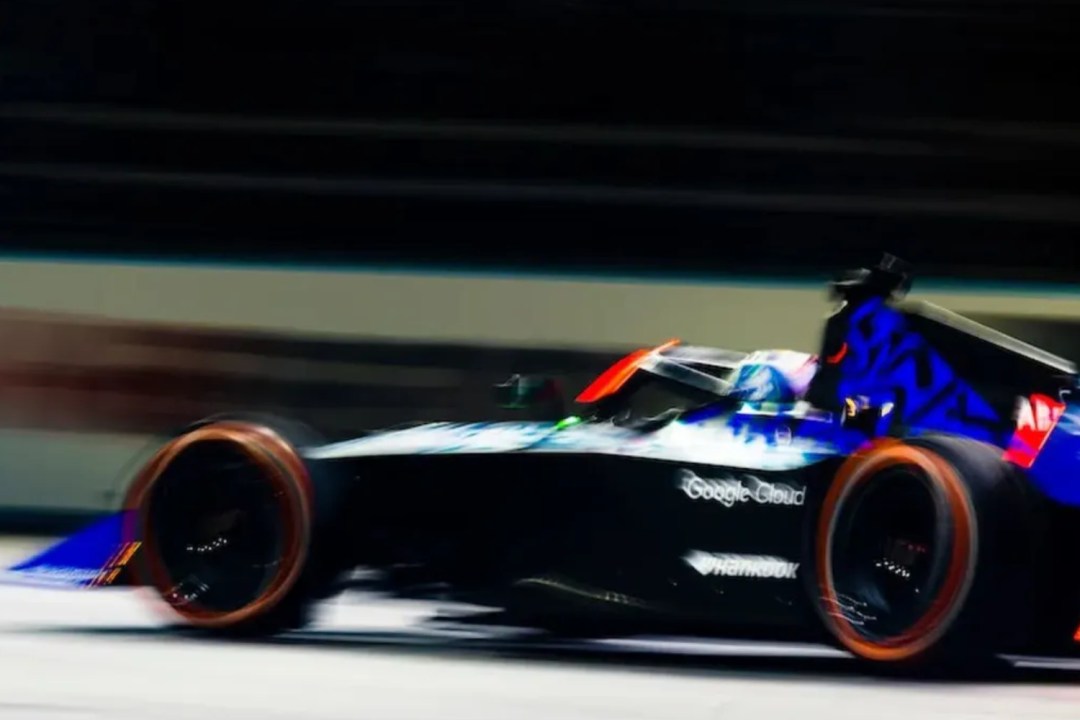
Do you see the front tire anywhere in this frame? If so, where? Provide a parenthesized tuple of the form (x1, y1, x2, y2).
(123, 414, 343, 636)
(814, 435, 1031, 668)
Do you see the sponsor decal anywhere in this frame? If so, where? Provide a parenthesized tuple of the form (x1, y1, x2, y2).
(1004, 393, 1067, 468)
(684, 550, 800, 580)
(4, 565, 103, 585)
(1017, 393, 1065, 433)
(677, 469, 805, 508)
(91, 541, 141, 586)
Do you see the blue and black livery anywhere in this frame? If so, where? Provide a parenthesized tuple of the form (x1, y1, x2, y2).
(8, 255, 1080, 668)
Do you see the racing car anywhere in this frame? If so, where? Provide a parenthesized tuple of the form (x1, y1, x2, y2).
(8, 254, 1080, 669)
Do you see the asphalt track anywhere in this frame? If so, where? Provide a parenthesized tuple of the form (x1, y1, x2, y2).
(2, 540, 1080, 720)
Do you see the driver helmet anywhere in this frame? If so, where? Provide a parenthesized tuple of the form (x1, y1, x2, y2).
(729, 350, 819, 403)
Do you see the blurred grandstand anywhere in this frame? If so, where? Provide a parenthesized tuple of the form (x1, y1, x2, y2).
(2, 0, 1079, 278)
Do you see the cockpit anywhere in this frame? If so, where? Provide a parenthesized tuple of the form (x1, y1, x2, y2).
(502, 253, 1077, 436)
(575, 342, 821, 427)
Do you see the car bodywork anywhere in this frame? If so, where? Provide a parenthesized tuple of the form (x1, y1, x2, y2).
(8, 256, 1080, 662)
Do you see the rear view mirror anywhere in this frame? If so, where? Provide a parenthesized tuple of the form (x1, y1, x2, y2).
(493, 375, 565, 414)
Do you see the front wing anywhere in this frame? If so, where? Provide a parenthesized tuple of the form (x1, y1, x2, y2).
(3, 511, 138, 589)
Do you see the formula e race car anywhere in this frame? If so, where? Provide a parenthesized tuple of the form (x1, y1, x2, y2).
(9, 254, 1080, 669)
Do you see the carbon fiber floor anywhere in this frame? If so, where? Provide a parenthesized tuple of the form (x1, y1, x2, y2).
(1, 541, 1080, 720)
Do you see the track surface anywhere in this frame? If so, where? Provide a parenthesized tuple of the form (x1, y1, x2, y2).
(2, 540, 1080, 720)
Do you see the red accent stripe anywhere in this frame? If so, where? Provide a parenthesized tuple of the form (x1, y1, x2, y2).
(825, 342, 848, 365)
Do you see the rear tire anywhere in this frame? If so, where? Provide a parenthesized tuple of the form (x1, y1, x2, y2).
(123, 413, 344, 637)
(813, 435, 1032, 669)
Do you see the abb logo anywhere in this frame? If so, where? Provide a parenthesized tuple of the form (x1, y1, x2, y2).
(1016, 394, 1065, 432)
(1004, 394, 1066, 468)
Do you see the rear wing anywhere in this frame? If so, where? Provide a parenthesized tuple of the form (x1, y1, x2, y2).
(900, 300, 1077, 403)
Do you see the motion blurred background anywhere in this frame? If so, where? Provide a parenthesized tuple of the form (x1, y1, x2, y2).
(1, 0, 1079, 531)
